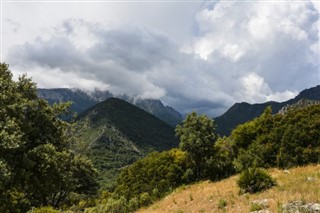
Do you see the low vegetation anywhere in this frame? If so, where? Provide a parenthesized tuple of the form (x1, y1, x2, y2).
(237, 167, 276, 194)
(138, 165, 320, 213)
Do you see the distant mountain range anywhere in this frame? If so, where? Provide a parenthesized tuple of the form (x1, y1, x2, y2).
(37, 88, 182, 127)
(38, 85, 320, 137)
(37, 85, 319, 188)
(75, 98, 179, 188)
(214, 85, 320, 136)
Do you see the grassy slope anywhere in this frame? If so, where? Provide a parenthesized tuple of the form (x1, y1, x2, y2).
(137, 165, 320, 213)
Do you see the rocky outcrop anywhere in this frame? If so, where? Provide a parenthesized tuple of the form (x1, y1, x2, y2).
(282, 201, 320, 213)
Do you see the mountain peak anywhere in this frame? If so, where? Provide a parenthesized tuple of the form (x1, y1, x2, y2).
(215, 85, 320, 136)
(37, 88, 182, 126)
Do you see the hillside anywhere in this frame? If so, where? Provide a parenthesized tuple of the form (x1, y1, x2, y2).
(138, 165, 320, 213)
(75, 98, 179, 188)
(215, 85, 320, 136)
(38, 88, 182, 126)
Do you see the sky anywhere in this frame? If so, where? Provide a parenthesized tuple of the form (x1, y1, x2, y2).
(1, 0, 320, 116)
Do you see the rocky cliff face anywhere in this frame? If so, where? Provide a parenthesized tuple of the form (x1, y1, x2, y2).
(135, 99, 182, 127)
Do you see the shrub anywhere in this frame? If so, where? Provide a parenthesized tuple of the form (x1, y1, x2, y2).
(217, 199, 227, 209)
(250, 203, 265, 211)
(27, 206, 61, 213)
(237, 167, 276, 194)
(139, 192, 152, 206)
(84, 197, 128, 213)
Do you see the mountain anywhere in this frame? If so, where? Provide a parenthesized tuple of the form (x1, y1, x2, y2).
(37, 88, 113, 116)
(37, 88, 182, 126)
(278, 99, 320, 115)
(75, 98, 179, 188)
(215, 85, 320, 136)
(135, 99, 182, 127)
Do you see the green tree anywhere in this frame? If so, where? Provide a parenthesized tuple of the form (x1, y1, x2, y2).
(231, 104, 320, 170)
(231, 107, 277, 171)
(175, 112, 218, 180)
(116, 149, 188, 201)
(0, 63, 98, 212)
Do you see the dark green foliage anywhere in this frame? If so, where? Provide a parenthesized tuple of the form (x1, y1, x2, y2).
(237, 167, 276, 194)
(0, 63, 98, 212)
(115, 149, 188, 210)
(276, 105, 320, 168)
(78, 98, 178, 151)
(76, 98, 179, 188)
(176, 112, 218, 180)
(232, 105, 320, 170)
(208, 136, 236, 180)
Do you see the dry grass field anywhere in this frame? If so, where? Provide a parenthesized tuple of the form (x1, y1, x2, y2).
(137, 164, 320, 213)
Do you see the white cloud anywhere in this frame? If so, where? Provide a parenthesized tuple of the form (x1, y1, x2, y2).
(236, 73, 298, 103)
(4, 1, 319, 116)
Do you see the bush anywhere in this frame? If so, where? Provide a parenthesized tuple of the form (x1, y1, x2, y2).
(217, 199, 227, 209)
(27, 206, 61, 213)
(84, 197, 128, 213)
(237, 167, 276, 194)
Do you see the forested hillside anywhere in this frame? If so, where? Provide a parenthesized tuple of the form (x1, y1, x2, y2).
(75, 98, 179, 189)
(1, 63, 319, 213)
(84, 103, 320, 212)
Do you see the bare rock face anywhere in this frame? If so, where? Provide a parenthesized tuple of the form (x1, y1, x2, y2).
(282, 201, 320, 213)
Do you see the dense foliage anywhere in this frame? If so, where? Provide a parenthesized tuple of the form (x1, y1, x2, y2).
(0, 63, 98, 212)
(237, 167, 276, 194)
(232, 105, 320, 170)
(115, 149, 188, 200)
(2, 63, 320, 212)
(176, 112, 218, 180)
(85, 149, 189, 212)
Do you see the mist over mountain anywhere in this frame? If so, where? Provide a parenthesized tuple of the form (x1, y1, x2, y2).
(38, 88, 182, 127)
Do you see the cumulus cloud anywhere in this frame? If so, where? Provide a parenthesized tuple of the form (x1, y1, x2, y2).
(6, 0, 319, 117)
(235, 73, 298, 103)
(190, 1, 319, 93)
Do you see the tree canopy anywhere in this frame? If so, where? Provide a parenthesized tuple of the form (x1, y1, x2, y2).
(0, 63, 98, 212)
(175, 112, 218, 180)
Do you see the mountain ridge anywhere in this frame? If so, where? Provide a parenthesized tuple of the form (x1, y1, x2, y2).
(215, 85, 320, 136)
(37, 88, 182, 126)
(75, 97, 179, 188)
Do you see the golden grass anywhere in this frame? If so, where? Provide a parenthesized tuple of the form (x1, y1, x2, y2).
(137, 164, 320, 213)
